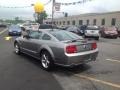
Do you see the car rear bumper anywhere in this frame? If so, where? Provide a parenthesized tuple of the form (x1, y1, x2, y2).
(85, 34, 99, 38)
(104, 34, 118, 38)
(55, 49, 98, 67)
(9, 32, 21, 36)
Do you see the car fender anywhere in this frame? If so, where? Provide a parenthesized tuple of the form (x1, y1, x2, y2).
(39, 45, 55, 61)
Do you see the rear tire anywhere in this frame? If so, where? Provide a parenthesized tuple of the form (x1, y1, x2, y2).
(40, 51, 54, 71)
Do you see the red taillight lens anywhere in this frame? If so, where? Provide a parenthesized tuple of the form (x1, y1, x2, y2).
(66, 45, 77, 54)
(92, 43, 97, 50)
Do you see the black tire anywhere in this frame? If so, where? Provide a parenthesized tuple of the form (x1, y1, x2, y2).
(113, 36, 117, 39)
(40, 51, 54, 71)
(14, 43, 21, 55)
(95, 37, 99, 40)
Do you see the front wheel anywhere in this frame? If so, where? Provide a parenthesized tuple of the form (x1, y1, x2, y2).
(41, 51, 54, 71)
(14, 43, 21, 55)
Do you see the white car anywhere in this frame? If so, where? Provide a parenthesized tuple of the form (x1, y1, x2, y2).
(84, 26, 100, 40)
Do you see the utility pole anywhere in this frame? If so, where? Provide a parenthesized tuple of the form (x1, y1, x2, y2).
(52, 0, 55, 26)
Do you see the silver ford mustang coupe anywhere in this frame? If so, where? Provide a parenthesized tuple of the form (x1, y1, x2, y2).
(14, 29, 98, 70)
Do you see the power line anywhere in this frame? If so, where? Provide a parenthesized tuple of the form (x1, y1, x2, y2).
(56, 0, 93, 5)
(0, 0, 93, 8)
(0, 0, 52, 8)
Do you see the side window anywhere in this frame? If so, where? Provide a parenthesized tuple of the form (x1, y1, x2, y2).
(29, 31, 42, 39)
(42, 34, 51, 40)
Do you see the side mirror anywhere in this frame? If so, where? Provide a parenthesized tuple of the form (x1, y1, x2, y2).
(23, 35, 30, 39)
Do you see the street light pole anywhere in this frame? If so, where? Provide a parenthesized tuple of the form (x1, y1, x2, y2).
(52, 0, 55, 26)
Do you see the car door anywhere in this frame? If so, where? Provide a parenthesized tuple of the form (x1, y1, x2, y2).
(22, 31, 42, 56)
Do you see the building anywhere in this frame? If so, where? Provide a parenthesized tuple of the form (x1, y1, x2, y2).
(44, 11, 120, 28)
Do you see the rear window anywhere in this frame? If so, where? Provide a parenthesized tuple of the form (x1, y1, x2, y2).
(106, 27, 117, 31)
(10, 25, 21, 29)
(50, 30, 83, 41)
(67, 27, 80, 32)
(39, 24, 58, 29)
(87, 26, 99, 30)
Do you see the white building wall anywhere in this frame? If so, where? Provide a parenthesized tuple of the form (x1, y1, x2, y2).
(44, 11, 120, 29)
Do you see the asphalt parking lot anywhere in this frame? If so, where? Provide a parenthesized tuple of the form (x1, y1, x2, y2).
(0, 27, 120, 90)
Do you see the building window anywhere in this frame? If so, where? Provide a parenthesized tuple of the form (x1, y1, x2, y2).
(93, 19, 96, 25)
(59, 21, 61, 25)
(79, 20, 83, 25)
(63, 21, 65, 25)
(67, 21, 70, 25)
(101, 19, 105, 25)
(111, 18, 116, 26)
(72, 20, 75, 25)
(86, 20, 89, 25)
(56, 21, 58, 25)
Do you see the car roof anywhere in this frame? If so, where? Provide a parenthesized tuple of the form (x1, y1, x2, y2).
(39, 29, 62, 33)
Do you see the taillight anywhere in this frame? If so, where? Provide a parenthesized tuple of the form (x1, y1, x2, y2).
(66, 45, 77, 54)
(92, 43, 97, 50)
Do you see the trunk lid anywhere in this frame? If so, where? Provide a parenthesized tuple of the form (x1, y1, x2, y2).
(63, 39, 93, 53)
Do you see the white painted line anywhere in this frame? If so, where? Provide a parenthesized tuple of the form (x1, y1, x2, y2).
(106, 59, 120, 63)
(0, 29, 7, 35)
(4, 36, 12, 40)
(74, 74, 120, 89)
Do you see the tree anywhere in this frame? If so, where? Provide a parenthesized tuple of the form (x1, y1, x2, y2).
(15, 17, 19, 21)
(34, 11, 48, 24)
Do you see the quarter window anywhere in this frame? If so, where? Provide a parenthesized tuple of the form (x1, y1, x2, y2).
(42, 34, 51, 40)
(29, 31, 42, 39)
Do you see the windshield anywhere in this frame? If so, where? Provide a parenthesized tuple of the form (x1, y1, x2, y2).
(10, 25, 20, 29)
(50, 30, 83, 41)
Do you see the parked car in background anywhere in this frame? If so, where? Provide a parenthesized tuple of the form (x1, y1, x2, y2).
(79, 25, 87, 36)
(14, 29, 98, 70)
(84, 26, 100, 40)
(100, 26, 118, 38)
(117, 30, 120, 37)
(8, 25, 22, 36)
(39, 24, 58, 29)
(116, 27, 120, 37)
(66, 26, 83, 36)
(30, 23, 39, 30)
(0, 24, 7, 28)
(58, 26, 68, 30)
(21, 23, 32, 31)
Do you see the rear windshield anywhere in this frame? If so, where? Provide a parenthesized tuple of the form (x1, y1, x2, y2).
(10, 25, 21, 29)
(39, 25, 58, 29)
(50, 30, 83, 41)
(67, 27, 80, 32)
(105, 27, 117, 31)
(87, 26, 99, 30)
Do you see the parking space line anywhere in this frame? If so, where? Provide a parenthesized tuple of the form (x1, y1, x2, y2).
(0, 29, 7, 35)
(106, 59, 120, 63)
(4, 36, 12, 40)
(74, 74, 120, 89)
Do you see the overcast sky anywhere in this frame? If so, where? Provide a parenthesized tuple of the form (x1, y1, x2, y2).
(0, 0, 120, 20)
